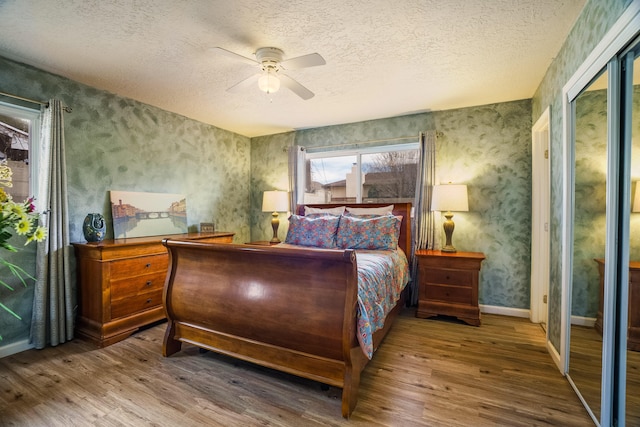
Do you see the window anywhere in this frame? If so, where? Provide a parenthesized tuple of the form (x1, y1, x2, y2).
(302, 143, 419, 204)
(0, 102, 40, 202)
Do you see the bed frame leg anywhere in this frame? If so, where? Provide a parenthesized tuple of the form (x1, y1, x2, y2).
(162, 321, 182, 357)
(341, 367, 360, 418)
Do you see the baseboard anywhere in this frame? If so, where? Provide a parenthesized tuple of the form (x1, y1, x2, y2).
(570, 315, 596, 327)
(0, 338, 34, 358)
(480, 304, 530, 318)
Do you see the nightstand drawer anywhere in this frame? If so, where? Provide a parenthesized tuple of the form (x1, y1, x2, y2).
(111, 289, 163, 319)
(109, 254, 168, 280)
(424, 268, 472, 287)
(110, 272, 166, 300)
(424, 283, 472, 304)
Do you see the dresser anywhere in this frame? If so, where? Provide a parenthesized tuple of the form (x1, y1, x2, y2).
(415, 249, 485, 326)
(594, 258, 640, 351)
(73, 231, 234, 347)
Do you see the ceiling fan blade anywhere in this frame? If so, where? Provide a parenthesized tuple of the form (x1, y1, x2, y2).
(281, 53, 326, 70)
(227, 74, 260, 93)
(279, 74, 315, 100)
(211, 47, 258, 66)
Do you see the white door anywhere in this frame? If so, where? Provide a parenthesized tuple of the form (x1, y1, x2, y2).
(531, 107, 551, 329)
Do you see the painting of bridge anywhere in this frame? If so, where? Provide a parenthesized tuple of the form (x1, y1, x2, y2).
(110, 190, 188, 238)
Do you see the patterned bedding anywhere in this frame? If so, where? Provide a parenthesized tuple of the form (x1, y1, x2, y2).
(355, 248, 410, 358)
(278, 243, 410, 359)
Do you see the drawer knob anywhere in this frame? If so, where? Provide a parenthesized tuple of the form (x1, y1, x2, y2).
(146, 298, 152, 304)
(146, 280, 152, 287)
(145, 263, 151, 268)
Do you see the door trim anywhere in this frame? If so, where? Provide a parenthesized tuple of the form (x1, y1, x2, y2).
(531, 106, 551, 329)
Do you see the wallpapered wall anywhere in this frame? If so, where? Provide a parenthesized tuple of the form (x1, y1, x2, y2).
(250, 99, 533, 310)
(0, 56, 251, 345)
(531, 0, 631, 351)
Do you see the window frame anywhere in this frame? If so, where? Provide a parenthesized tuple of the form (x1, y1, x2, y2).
(300, 142, 420, 204)
(0, 101, 41, 201)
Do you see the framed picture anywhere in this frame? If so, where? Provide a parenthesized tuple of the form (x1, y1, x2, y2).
(110, 190, 187, 239)
(200, 222, 215, 233)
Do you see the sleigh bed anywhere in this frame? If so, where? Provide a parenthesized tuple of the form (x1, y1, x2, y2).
(161, 203, 412, 418)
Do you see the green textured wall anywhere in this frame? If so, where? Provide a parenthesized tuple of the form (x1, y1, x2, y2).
(250, 99, 533, 310)
(250, 132, 295, 242)
(531, 0, 631, 351)
(434, 101, 532, 308)
(0, 56, 251, 346)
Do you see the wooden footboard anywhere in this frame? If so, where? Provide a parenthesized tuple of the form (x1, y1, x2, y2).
(162, 241, 373, 417)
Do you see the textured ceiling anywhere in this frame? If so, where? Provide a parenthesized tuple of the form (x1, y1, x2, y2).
(0, 0, 585, 137)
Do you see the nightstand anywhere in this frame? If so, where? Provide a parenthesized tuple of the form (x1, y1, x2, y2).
(415, 249, 485, 326)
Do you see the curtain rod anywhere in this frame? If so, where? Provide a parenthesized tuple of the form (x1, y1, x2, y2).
(0, 91, 72, 113)
(302, 135, 419, 151)
(301, 131, 443, 152)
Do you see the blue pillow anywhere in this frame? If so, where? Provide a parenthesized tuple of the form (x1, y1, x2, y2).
(284, 215, 340, 248)
(336, 214, 402, 250)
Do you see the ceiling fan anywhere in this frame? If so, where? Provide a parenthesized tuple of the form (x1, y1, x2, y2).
(212, 47, 326, 100)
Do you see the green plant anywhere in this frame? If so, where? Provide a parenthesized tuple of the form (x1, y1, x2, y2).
(0, 160, 46, 341)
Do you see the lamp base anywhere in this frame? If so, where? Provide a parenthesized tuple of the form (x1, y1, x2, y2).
(270, 211, 281, 244)
(442, 212, 457, 253)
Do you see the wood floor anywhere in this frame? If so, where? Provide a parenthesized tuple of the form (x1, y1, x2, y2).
(0, 311, 593, 426)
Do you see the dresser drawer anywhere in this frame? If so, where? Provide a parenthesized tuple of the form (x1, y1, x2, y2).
(111, 289, 163, 319)
(424, 283, 472, 305)
(423, 267, 472, 287)
(108, 254, 168, 281)
(110, 272, 166, 300)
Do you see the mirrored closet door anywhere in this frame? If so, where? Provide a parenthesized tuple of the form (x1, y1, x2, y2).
(568, 68, 608, 424)
(563, 7, 640, 425)
(624, 42, 640, 427)
(564, 31, 640, 427)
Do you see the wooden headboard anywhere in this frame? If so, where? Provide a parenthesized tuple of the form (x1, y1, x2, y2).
(296, 203, 412, 254)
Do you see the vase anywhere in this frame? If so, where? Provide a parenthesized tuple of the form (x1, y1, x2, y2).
(83, 213, 106, 242)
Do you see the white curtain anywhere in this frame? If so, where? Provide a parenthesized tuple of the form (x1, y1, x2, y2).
(31, 99, 73, 348)
(409, 130, 437, 305)
(287, 145, 305, 212)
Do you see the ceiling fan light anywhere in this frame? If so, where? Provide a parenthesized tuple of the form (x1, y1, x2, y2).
(258, 70, 280, 94)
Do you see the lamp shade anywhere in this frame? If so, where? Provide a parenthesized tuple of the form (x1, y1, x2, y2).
(262, 190, 289, 212)
(431, 184, 469, 212)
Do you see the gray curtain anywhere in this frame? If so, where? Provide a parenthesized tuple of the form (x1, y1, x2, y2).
(409, 130, 437, 305)
(31, 99, 73, 348)
(287, 145, 305, 212)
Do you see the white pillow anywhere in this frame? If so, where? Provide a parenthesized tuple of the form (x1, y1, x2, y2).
(304, 205, 346, 216)
(345, 204, 394, 215)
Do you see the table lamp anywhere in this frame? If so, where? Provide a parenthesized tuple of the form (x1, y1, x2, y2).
(431, 184, 469, 253)
(262, 190, 289, 243)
